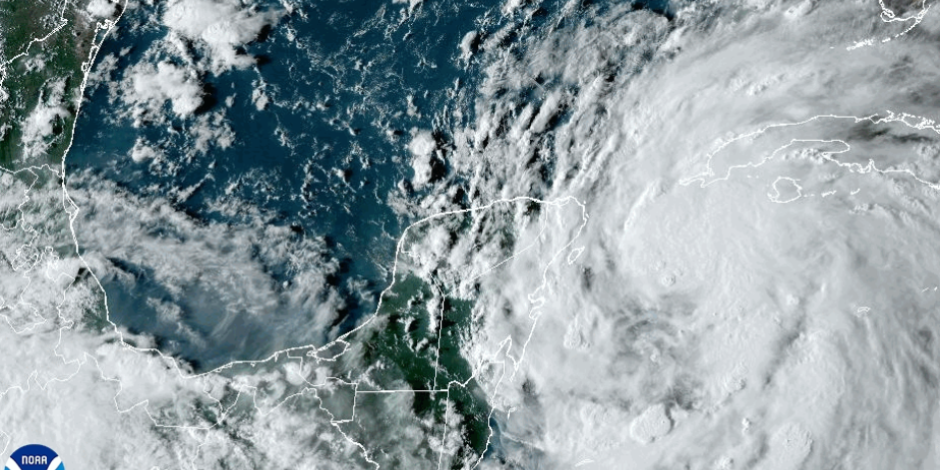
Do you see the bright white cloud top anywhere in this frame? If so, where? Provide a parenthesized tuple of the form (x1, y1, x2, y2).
(3, 0, 940, 469)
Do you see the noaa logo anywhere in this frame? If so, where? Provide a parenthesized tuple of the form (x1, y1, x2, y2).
(4, 445, 63, 470)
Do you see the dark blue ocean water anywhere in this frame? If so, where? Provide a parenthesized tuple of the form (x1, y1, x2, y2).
(60, 1, 674, 465)
(66, 0, 497, 369)
(66, 0, 673, 371)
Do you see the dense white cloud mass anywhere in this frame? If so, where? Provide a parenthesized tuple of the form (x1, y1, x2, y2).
(0, 167, 414, 468)
(86, 0, 118, 18)
(8, 0, 940, 469)
(409, 130, 440, 189)
(410, 1, 940, 469)
(0, 166, 571, 469)
(21, 80, 70, 160)
(68, 170, 346, 355)
(162, 0, 284, 72)
(125, 61, 203, 121)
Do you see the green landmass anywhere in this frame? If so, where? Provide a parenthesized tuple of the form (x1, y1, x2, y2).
(0, 0, 119, 169)
(339, 272, 491, 467)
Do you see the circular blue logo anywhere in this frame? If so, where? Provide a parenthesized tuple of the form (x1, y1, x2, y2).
(4, 445, 63, 470)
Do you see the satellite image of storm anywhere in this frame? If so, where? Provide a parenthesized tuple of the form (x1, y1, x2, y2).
(3, 0, 940, 468)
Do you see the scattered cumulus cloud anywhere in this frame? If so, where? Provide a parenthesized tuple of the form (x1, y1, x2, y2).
(163, 0, 285, 72)
(408, 130, 440, 189)
(129, 138, 163, 162)
(21, 80, 70, 160)
(124, 60, 203, 122)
